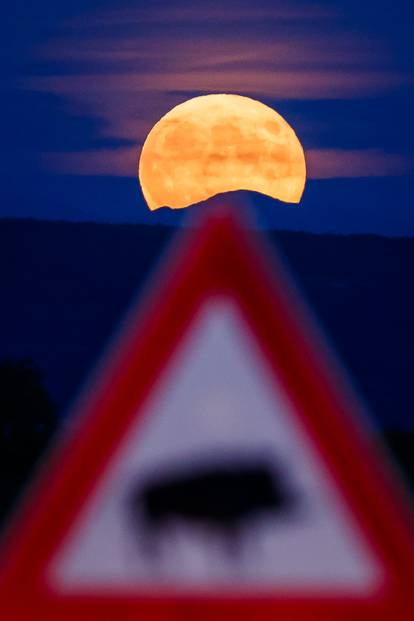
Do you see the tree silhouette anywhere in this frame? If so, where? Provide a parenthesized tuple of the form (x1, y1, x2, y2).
(0, 358, 57, 526)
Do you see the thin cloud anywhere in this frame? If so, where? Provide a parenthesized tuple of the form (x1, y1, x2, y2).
(307, 149, 414, 178)
(44, 148, 138, 177)
(65, 3, 338, 28)
(39, 32, 388, 71)
(43, 147, 413, 180)
(29, 70, 405, 99)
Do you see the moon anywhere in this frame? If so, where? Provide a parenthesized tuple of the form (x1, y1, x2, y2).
(138, 94, 306, 210)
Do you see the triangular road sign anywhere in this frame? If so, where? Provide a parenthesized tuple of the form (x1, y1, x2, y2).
(1, 209, 414, 621)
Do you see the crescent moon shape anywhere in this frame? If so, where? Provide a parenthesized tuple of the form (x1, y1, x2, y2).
(138, 94, 306, 210)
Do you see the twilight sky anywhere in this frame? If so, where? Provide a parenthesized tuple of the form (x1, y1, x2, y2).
(2, 0, 414, 234)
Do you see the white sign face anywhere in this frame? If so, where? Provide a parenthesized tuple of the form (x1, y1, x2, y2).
(49, 299, 382, 594)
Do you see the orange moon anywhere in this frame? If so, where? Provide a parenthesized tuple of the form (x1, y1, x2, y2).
(138, 94, 306, 210)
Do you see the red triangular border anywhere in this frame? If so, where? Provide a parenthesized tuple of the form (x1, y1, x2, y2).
(1, 208, 414, 621)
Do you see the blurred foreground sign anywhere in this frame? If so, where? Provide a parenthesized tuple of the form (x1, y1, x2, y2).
(1, 210, 414, 621)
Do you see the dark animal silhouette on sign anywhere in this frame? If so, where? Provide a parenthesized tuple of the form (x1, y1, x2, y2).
(128, 456, 296, 558)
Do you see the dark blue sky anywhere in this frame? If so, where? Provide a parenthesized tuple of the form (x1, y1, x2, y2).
(2, 0, 414, 234)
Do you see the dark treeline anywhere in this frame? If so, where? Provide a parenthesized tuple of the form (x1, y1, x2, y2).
(0, 358, 57, 528)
